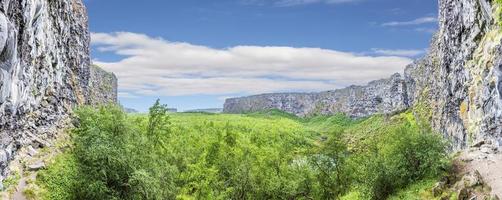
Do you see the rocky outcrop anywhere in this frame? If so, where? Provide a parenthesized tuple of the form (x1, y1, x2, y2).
(225, 0, 502, 150)
(406, 0, 502, 150)
(0, 0, 117, 186)
(224, 73, 409, 118)
(88, 65, 117, 104)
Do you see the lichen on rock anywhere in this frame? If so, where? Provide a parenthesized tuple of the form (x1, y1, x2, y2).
(408, 0, 502, 150)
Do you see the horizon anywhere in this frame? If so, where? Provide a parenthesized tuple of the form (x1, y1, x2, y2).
(84, 0, 438, 112)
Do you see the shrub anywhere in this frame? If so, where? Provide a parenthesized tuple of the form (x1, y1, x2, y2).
(69, 103, 178, 200)
(355, 122, 448, 200)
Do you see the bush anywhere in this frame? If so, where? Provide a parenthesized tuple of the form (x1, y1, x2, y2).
(309, 134, 353, 199)
(37, 154, 80, 200)
(354, 122, 448, 200)
(67, 102, 178, 200)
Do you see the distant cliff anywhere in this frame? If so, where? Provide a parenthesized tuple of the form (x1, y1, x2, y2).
(88, 65, 118, 104)
(224, 73, 408, 118)
(0, 0, 117, 184)
(225, 0, 502, 150)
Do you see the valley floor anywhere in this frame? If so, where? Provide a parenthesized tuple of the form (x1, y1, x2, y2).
(0, 107, 499, 200)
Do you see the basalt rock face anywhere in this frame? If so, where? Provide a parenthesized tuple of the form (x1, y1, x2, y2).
(224, 73, 409, 118)
(0, 0, 116, 184)
(225, 0, 502, 150)
(224, 93, 320, 117)
(406, 0, 502, 150)
(88, 65, 118, 104)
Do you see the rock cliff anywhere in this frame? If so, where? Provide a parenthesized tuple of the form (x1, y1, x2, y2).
(0, 0, 117, 185)
(225, 0, 502, 150)
(407, 0, 502, 150)
(88, 64, 118, 104)
(224, 73, 409, 118)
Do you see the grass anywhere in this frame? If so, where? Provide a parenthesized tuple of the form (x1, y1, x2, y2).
(2, 171, 20, 190)
(387, 179, 437, 200)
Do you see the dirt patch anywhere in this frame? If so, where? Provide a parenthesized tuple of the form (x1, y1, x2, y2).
(0, 133, 71, 200)
(460, 145, 502, 197)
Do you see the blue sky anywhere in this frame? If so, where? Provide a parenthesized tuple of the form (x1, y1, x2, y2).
(84, 0, 438, 112)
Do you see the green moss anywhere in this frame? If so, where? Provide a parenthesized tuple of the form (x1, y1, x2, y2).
(2, 171, 21, 191)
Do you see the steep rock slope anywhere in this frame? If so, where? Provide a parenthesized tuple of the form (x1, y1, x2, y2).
(88, 64, 117, 104)
(0, 0, 116, 185)
(224, 73, 409, 118)
(225, 0, 502, 150)
(407, 0, 502, 150)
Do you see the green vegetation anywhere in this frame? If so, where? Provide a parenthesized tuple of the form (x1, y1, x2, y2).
(387, 179, 437, 200)
(2, 171, 20, 194)
(37, 102, 450, 200)
(496, 0, 502, 27)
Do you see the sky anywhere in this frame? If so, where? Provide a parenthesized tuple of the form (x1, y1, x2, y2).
(83, 0, 438, 112)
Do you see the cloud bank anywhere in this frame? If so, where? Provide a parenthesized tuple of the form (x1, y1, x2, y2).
(91, 32, 413, 98)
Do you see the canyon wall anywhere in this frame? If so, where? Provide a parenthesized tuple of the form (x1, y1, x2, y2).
(225, 0, 502, 150)
(0, 0, 117, 185)
(88, 64, 118, 105)
(224, 73, 409, 118)
(406, 0, 502, 150)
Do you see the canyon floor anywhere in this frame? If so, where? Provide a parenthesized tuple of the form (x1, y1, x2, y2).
(460, 144, 502, 197)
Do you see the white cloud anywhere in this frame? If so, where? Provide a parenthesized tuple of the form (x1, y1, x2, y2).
(242, 0, 360, 6)
(415, 27, 437, 34)
(92, 32, 413, 97)
(371, 48, 425, 57)
(382, 16, 437, 27)
(118, 92, 139, 99)
(277, 0, 359, 6)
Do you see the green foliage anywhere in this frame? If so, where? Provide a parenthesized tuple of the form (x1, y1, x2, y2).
(347, 113, 449, 200)
(41, 103, 177, 200)
(37, 105, 449, 200)
(37, 154, 80, 200)
(147, 99, 173, 149)
(387, 179, 437, 200)
(245, 108, 300, 120)
(304, 113, 358, 134)
(496, 0, 502, 27)
(309, 133, 353, 199)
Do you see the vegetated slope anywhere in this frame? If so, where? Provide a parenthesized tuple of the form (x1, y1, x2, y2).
(34, 103, 448, 200)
